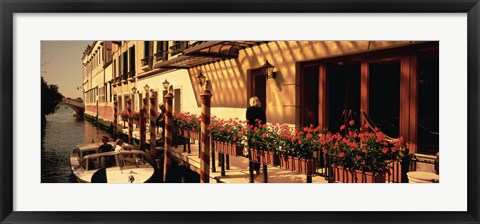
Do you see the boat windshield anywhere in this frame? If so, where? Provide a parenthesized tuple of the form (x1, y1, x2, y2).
(82, 150, 147, 171)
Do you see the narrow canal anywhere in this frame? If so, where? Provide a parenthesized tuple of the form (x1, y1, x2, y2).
(41, 106, 112, 183)
(41, 106, 198, 183)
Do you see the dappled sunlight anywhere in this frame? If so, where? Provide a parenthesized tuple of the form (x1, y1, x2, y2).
(182, 41, 422, 127)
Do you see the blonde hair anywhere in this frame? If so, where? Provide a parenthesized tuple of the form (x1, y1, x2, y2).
(249, 96, 261, 107)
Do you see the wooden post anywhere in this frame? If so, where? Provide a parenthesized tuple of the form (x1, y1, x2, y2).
(248, 149, 254, 183)
(140, 97, 147, 151)
(225, 155, 230, 170)
(164, 90, 174, 183)
(149, 91, 157, 168)
(200, 89, 212, 183)
(220, 153, 225, 176)
(127, 98, 133, 144)
(211, 137, 216, 173)
(113, 99, 118, 137)
(307, 152, 313, 183)
(263, 164, 268, 183)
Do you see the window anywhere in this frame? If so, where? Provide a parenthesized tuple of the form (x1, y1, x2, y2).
(369, 60, 401, 137)
(170, 41, 188, 55)
(113, 60, 116, 82)
(417, 49, 439, 154)
(155, 41, 168, 61)
(129, 46, 135, 77)
(118, 55, 123, 80)
(122, 52, 128, 80)
(142, 41, 152, 66)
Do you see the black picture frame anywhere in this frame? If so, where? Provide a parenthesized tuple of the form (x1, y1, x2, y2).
(1, 0, 479, 223)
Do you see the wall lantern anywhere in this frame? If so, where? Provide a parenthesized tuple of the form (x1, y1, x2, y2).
(258, 60, 276, 79)
(131, 86, 137, 94)
(144, 84, 150, 93)
(196, 72, 207, 87)
(162, 79, 170, 90)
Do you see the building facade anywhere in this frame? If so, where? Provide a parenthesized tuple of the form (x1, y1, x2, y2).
(82, 41, 439, 160)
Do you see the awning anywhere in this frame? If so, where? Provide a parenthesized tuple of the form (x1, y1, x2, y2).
(155, 41, 266, 69)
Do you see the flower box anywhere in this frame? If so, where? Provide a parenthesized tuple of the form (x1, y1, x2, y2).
(279, 154, 293, 170)
(332, 165, 354, 183)
(290, 157, 317, 175)
(214, 141, 225, 154)
(263, 150, 277, 165)
(250, 148, 262, 163)
(214, 141, 243, 157)
(354, 170, 386, 183)
(181, 129, 200, 141)
(187, 130, 200, 141)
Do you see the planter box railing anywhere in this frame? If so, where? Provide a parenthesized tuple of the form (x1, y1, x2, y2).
(213, 141, 243, 157)
(325, 153, 414, 183)
(248, 142, 317, 176)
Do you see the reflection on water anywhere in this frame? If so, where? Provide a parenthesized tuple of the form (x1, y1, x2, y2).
(41, 107, 112, 183)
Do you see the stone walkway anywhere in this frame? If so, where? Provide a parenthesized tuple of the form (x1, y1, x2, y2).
(167, 142, 329, 183)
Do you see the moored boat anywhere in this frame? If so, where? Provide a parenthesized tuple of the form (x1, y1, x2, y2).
(70, 142, 155, 183)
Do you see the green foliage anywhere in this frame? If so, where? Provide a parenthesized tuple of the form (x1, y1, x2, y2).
(41, 76, 64, 117)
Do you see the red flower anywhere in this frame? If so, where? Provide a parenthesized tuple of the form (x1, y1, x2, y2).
(349, 120, 355, 126)
(356, 155, 363, 161)
(382, 148, 389, 154)
(306, 133, 313, 139)
(298, 139, 303, 145)
(238, 132, 243, 138)
(340, 125, 345, 131)
(303, 127, 309, 132)
(233, 136, 237, 141)
(262, 133, 267, 138)
(338, 152, 345, 158)
(391, 147, 397, 153)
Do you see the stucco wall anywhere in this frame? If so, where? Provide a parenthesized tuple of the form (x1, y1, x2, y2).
(188, 41, 419, 125)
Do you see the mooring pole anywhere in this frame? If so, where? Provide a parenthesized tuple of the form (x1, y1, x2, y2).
(149, 91, 157, 167)
(139, 97, 147, 151)
(199, 87, 212, 183)
(164, 88, 174, 183)
(127, 98, 133, 144)
(113, 98, 118, 138)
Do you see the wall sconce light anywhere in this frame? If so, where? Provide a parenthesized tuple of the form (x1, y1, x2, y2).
(162, 79, 170, 90)
(258, 60, 276, 79)
(131, 86, 137, 94)
(196, 72, 207, 87)
(144, 84, 150, 93)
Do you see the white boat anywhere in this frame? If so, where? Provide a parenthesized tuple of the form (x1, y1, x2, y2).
(70, 142, 155, 183)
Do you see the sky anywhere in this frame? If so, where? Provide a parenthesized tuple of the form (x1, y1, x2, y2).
(41, 41, 91, 99)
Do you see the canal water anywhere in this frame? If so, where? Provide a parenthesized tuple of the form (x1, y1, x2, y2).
(41, 106, 112, 183)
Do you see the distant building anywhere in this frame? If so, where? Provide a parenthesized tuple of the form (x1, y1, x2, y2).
(81, 41, 439, 170)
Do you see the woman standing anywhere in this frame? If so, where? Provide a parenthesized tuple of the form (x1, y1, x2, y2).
(246, 96, 266, 175)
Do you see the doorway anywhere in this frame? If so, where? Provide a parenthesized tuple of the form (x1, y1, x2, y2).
(326, 62, 361, 132)
(250, 70, 266, 111)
